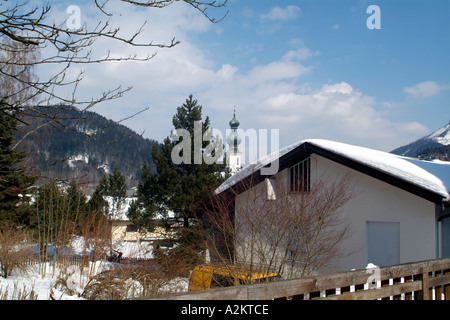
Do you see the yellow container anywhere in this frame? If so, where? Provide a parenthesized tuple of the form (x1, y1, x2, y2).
(188, 264, 281, 291)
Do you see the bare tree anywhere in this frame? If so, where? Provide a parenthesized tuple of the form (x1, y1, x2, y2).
(0, 38, 39, 106)
(205, 172, 355, 279)
(0, 0, 228, 127)
(0, 222, 33, 278)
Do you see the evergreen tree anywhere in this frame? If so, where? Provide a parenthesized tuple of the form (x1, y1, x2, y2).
(159, 95, 225, 226)
(108, 166, 127, 212)
(0, 105, 35, 223)
(88, 174, 109, 214)
(97, 174, 109, 194)
(130, 95, 226, 261)
(66, 180, 89, 229)
(89, 168, 127, 219)
(127, 161, 158, 232)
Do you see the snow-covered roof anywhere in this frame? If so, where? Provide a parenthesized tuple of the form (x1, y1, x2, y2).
(402, 158, 450, 200)
(216, 139, 450, 202)
(216, 139, 305, 194)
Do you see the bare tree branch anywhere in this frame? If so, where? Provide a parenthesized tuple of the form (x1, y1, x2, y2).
(0, 0, 227, 127)
(205, 171, 355, 279)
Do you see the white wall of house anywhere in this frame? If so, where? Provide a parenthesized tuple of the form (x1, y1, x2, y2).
(112, 221, 174, 242)
(313, 155, 437, 272)
(234, 153, 438, 275)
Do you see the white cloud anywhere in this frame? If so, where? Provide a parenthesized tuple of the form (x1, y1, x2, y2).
(404, 81, 449, 98)
(79, 38, 427, 152)
(282, 47, 320, 61)
(46, 2, 430, 154)
(217, 64, 238, 80)
(246, 61, 310, 83)
(260, 5, 301, 21)
(253, 82, 429, 151)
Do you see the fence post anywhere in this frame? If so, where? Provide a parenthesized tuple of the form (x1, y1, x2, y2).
(416, 270, 430, 300)
(445, 269, 450, 300)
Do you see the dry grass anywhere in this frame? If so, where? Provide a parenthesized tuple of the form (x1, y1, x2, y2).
(0, 222, 34, 278)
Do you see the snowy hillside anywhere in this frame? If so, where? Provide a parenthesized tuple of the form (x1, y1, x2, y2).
(391, 121, 450, 159)
(15, 106, 159, 191)
(428, 121, 450, 146)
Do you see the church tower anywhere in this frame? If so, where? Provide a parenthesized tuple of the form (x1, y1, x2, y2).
(226, 107, 242, 174)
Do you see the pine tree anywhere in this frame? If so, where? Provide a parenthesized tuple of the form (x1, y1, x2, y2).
(129, 95, 226, 262)
(0, 105, 35, 223)
(89, 168, 127, 219)
(97, 174, 109, 194)
(88, 174, 109, 214)
(108, 166, 127, 218)
(127, 161, 158, 231)
(158, 95, 225, 226)
(66, 179, 89, 230)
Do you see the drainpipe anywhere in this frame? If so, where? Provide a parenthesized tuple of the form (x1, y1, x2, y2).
(437, 198, 450, 259)
(438, 220, 442, 259)
(437, 199, 445, 259)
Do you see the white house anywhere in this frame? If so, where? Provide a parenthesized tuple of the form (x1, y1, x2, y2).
(106, 196, 176, 251)
(213, 139, 450, 274)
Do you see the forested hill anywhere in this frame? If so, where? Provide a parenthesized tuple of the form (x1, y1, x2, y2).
(15, 106, 159, 192)
(391, 121, 450, 161)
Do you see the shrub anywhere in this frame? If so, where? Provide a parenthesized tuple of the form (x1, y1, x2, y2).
(0, 222, 33, 278)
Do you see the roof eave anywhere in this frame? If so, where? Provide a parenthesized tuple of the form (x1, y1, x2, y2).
(304, 142, 446, 205)
(216, 141, 447, 205)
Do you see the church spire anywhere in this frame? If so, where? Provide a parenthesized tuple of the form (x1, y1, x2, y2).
(229, 106, 240, 129)
(226, 106, 242, 174)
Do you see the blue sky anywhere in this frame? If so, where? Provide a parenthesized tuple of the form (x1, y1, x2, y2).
(43, 1, 449, 162)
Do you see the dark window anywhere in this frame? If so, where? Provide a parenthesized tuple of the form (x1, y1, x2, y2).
(126, 224, 138, 232)
(289, 158, 310, 193)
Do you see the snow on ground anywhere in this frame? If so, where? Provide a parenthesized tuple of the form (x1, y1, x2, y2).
(0, 258, 189, 300)
(0, 261, 106, 300)
(70, 235, 154, 259)
(0, 238, 189, 300)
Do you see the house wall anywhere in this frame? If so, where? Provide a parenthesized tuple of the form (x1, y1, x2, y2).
(112, 221, 174, 242)
(313, 155, 437, 272)
(234, 153, 437, 274)
(442, 217, 450, 258)
(112, 221, 139, 242)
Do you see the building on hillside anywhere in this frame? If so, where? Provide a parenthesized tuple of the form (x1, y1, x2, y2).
(211, 139, 450, 275)
(107, 196, 176, 248)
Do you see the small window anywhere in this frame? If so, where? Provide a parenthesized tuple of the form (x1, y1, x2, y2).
(289, 158, 310, 193)
(126, 224, 138, 232)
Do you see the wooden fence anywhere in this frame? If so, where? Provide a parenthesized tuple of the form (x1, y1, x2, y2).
(21, 254, 86, 267)
(144, 257, 450, 300)
(20, 254, 154, 268)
